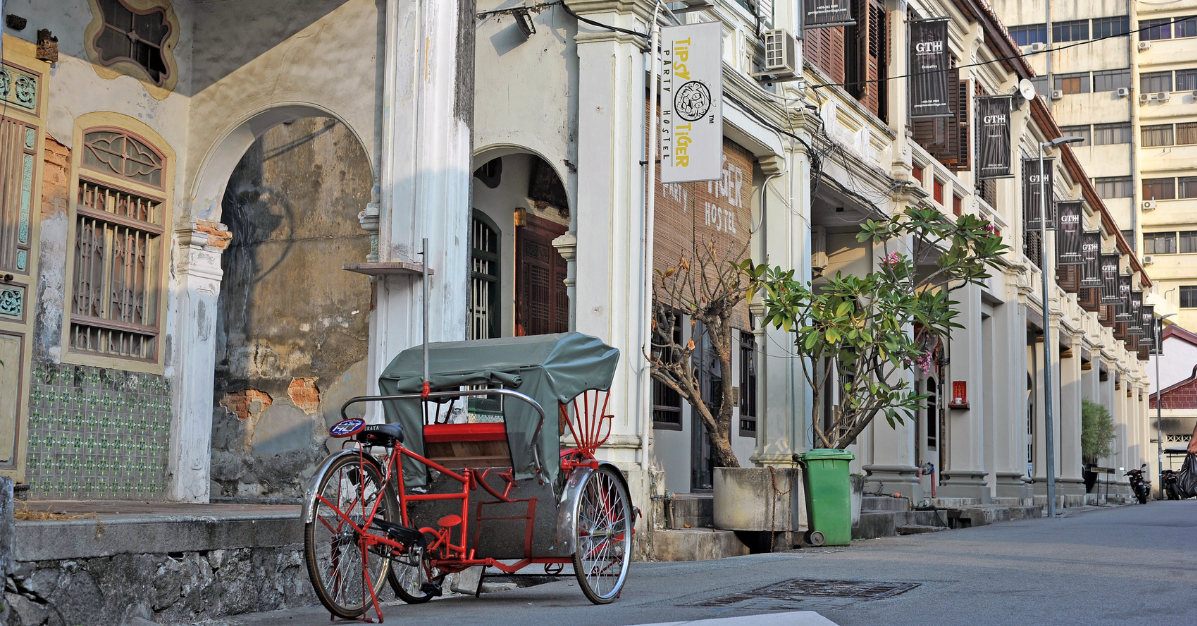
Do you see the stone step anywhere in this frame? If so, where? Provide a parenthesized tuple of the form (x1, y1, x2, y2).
(907, 509, 950, 527)
(652, 528, 750, 561)
(861, 495, 910, 512)
(853, 511, 899, 540)
(667, 493, 714, 529)
(896, 524, 949, 535)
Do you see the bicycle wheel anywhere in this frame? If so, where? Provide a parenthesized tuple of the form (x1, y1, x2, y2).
(387, 538, 440, 604)
(571, 466, 633, 604)
(304, 454, 394, 619)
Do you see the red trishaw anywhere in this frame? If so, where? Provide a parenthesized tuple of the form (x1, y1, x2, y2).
(301, 333, 633, 621)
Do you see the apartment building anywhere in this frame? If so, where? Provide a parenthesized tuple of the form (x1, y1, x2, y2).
(989, 0, 1197, 329)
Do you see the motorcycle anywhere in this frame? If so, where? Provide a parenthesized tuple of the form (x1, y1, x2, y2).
(1125, 464, 1151, 504)
(1161, 469, 1181, 500)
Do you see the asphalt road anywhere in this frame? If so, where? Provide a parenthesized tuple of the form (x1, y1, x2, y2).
(195, 500, 1197, 626)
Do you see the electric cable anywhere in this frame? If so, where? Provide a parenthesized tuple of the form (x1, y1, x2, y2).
(558, 1, 647, 38)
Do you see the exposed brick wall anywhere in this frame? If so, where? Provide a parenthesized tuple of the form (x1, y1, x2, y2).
(41, 135, 70, 217)
(219, 389, 273, 421)
(287, 377, 320, 415)
(1151, 376, 1197, 410)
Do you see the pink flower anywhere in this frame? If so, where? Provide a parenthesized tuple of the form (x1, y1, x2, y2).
(882, 252, 902, 266)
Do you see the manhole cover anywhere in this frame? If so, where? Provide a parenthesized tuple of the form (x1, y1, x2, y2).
(692, 579, 919, 607)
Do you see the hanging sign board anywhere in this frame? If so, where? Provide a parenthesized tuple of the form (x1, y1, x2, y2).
(1128, 291, 1144, 334)
(1023, 158, 1056, 231)
(1143, 305, 1157, 353)
(976, 96, 1013, 179)
(803, 0, 854, 28)
(1056, 201, 1083, 265)
(1100, 255, 1121, 305)
(909, 19, 952, 119)
(1115, 275, 1133, 321)
(661, 22, 723, 184)
(1081, 232, 1102, 286)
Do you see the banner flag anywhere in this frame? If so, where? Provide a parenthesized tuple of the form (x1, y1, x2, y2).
(1100, 255, 1121, 305)
(661, 22, 723, 184)
(1081, 232, 1102, 286)
(1056, 201, 1083, 265)
(909, 19, 952, 119)
(1023, 159, 1056, 231)
(976, 97, 1012, 179)
(1144, 305, 1157, 353)
(1116, 275, 1133, 321)
(803, 0, 854, 28)
(1128, 291, 1144, 334)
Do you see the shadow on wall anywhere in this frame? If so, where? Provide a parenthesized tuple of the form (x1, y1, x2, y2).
(211, 117, 373, 499)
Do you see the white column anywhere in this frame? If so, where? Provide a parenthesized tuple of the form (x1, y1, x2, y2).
(368, 0, 474, 401)
(940, 283, 988, 501)
(990, 287, 1028, 500)
(166, 224, 225, 502)
(1058, 328, 1085, 497)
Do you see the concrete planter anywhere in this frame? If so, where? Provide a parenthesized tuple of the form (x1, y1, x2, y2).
(712, 467, 804, 535)
(850, 474, 865, 528)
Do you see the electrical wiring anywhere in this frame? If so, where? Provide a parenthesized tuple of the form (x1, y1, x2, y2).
(476, 1, 561, 19)
(557, 1, 647, 38)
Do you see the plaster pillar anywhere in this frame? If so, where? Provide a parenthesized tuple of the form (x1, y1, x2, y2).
(166, 223, 227, 503)
(940, 283, 988, 501)
(752, 148, 809, 468)
(991, 287, 1028, 500)
(1057, 327, 1085, 496)
(569, 3, 651, 510)
(862, 240, 920, 499)
(368, 0, 476, 406)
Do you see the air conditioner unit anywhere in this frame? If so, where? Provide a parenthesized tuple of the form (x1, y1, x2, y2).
(1051, 89, 1065, 100)
(1143, 255, 1155, 265)
(1143, 200, 1157, 211)
(1029, 42, 1048, 52)
(1116, 87, 1131, 98)
(1138, 41, 1152, 51)
(1140, 92, 1153, 103)
(762, 29, 798, 77)
(1157, 91, 1171, 102)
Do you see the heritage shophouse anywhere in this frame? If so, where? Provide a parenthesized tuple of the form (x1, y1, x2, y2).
(0, 0, 1155, 545)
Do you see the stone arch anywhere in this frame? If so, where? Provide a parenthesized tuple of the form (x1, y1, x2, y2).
(469, 146, 573, 338)
(189, 104, 375, 223)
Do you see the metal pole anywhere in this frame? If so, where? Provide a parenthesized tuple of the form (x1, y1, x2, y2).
(1156, 318, 1164, 497)
(422, 237, 430, 386)
(641, 2, 661, 476)
(1038, 146, 1057, 518)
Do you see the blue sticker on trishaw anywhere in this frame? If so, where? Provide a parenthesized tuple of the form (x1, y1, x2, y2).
(329, 418, 366, 438)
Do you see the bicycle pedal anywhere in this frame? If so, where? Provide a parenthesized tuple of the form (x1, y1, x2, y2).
(419, 582, 443, 597)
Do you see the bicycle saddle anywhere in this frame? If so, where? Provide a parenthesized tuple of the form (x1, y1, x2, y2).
(359, 423, 404, 444)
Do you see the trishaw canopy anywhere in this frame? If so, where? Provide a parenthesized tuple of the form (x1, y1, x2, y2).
(378, 332, 620, 486)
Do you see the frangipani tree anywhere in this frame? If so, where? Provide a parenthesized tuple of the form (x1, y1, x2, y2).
(748, 206, 1008, 449)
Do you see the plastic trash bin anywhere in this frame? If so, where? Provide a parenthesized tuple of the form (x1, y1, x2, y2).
(796, 448, 856, 546)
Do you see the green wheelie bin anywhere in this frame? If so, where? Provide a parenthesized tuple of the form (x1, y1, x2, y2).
(796, 448, 855, 546)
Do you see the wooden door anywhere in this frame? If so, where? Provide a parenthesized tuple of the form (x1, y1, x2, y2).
(0, 42, 49, 484)
(515, 215, 567, 336)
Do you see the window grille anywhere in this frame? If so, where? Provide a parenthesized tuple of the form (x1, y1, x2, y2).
(82, 129, 164, 187)
(69, 180, 164, 361)
(652, 311, 683, 429)
(1093, 16, 1130, 39)
(469, 212, 501, 340)
(1143, 177, 1176, 200)
(1177, 123, 1197, 146)
(738, 333, 757, 437)
(1092, 69, 1131, 92)
(92, 0, 170, 84)
(1180, 286, 1197, 308)
(1144, 232, 1176, 254)
(1140, 71, 1173, 94)
(1141, 124, 1175, 148)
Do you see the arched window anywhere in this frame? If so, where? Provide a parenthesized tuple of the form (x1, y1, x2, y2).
(470, 210, 501, 340)
(64, 122, 171, 371)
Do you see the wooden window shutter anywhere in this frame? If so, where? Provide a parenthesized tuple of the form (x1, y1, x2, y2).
(952, 75, 971, 171)
(516, 216, 568, 336)
(871, 0, 888, 122)
(851, 0, 886, 118)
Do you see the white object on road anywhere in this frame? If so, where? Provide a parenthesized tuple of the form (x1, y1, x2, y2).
(634, 611, 839, 626)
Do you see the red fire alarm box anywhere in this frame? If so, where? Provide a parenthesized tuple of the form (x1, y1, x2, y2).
(949, 381, 969, 410)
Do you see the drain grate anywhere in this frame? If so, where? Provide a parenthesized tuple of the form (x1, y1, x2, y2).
(692, 578, 919, 607)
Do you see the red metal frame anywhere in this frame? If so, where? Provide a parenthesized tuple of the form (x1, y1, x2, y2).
(312, 391, 615, 622)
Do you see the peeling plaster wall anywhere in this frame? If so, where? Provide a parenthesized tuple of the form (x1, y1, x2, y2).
(211, 117, 372, 498)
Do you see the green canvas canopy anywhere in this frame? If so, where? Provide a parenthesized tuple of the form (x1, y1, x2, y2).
(378, 332, 620, 487)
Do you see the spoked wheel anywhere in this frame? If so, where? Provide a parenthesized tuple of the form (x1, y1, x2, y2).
(388, 539, 441, 604)
(304, 454, 394, 619)
(571, 466, 633, 604)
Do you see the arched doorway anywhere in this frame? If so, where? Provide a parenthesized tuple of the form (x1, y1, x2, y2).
(210, 116, 373, 498)
(469, 152, 571, 340)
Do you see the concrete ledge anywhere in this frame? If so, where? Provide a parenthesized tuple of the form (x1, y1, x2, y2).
(653, 529, 749, 561)
(853, 512, 897, 540)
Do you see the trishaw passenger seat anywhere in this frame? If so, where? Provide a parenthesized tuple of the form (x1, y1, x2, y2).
(359, 423, 404, 444)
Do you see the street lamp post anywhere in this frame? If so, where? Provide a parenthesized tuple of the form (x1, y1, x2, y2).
(1038, 135, 1085, 519)
(1155, 313, 1176, 498)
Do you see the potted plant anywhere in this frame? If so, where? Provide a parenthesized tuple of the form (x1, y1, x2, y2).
(1081, 399, 1115, 493)
(749, 206, 1007, 545)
